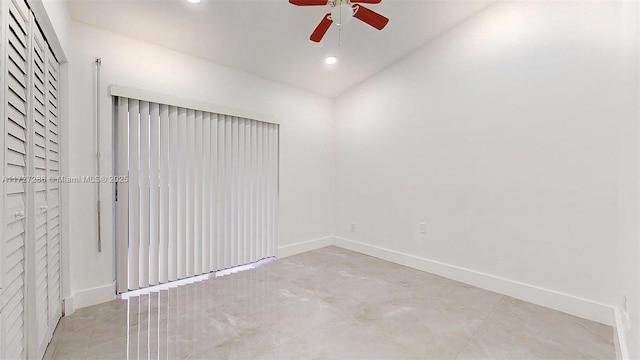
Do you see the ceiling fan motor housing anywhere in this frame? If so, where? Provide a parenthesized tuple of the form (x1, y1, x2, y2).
(330, 1, 355, 25)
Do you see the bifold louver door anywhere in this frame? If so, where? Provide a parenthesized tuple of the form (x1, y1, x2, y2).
(29, 17, 50, 357)
(1, 0, 30, 358)
(45, 45, 62, 346)
(115, 96, 279, 292)
(0, 0, 62, 358)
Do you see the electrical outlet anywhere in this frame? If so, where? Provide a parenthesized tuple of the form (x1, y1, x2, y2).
(419, 223, 427, 234)
(350, 223, 356, 233)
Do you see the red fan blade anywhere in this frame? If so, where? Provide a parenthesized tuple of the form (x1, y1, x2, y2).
(351, 0, 381, 3)
(290, 0, 327, 6)
(353, 4, 389, 30)
(310, 14, 333, 42)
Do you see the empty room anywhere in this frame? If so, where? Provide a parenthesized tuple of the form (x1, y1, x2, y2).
(0, 0, 638, 359)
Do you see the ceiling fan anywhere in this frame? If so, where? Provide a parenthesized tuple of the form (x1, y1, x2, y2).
(290, 0, 389, 43)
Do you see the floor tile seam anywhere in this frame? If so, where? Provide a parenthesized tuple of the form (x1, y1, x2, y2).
(252, 314, 343, 358)
(525, 323, 615, 360)
(504, 319, 609, 360)
(283, 274, 366, 323)
(453, 294, 506, 360)
(346, 314, 437, 359)
(503, 307, 613, 357)
(556, 311, 614, 345)
(49, 319, 95, 348)
(52, 340, 90, 358)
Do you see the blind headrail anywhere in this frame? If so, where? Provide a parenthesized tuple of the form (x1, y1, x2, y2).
(109, 85, 280, 125)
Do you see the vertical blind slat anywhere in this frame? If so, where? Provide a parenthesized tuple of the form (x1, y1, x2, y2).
(210, 114, 218, 272)
(272, 124, 278, 256)
(274, 125, 280, 256)
(270, 124, 278, 256)
(265, 124, 272, 258)
(216, 117, 225, 271)
(201, 113, 210, 273)
(128, 99, 140, 290)
(250, 120, 257, 261)
(168, 106, 178, 282)
(256, 122, 264, 260)
(116, 96, 129, 293)
(262, 123, 268, 260)
(186, 109, 195, 277)
(159, 104, 169, 284)
(244, 119, 251, 265)
(224, 116, 232, 269)
(177, 108, 187, 279)
(149, 102, 159, 286)
(231, 117, 239, 268)
(194, 111, 202, 276)
(139, 101, 150, 289)
(236, 118, 244, 267)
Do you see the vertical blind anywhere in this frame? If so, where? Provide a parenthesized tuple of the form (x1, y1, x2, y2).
(115, 97, 279, 292)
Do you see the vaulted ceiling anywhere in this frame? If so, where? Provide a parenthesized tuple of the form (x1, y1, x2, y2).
(67, 0, 491, 97)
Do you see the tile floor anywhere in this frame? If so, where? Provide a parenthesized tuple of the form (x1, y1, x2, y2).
(44, 246, 615, 359)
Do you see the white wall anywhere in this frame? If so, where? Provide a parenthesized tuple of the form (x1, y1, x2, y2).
(43, 2, 335, 310)
(615, 2, 640, 358)
(334, 1, 638, 328)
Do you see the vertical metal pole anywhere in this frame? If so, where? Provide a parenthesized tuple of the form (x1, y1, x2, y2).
(96, 57, 102, 252)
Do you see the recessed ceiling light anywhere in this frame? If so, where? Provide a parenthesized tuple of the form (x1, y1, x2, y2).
(325, 56, 337, 65)
(187, 0, 201, 3)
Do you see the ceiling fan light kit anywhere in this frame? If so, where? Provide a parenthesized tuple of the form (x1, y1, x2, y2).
(290, 0, 389, 43)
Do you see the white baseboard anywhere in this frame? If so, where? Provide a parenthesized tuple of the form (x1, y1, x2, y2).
(59, 237, 616, 331)
(64, 281, 116, 315)
(63, 296, 74, 316)
(278, 236, 335, 258)
(614, 307, 630, 360)
(333, 236, 615, 326)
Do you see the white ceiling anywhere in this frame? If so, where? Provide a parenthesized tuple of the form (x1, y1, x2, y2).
(67, 0, 491, 98)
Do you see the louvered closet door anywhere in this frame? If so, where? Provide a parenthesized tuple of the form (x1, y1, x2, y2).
(1, 0, 30, 358)
(0, 0, 62, 358)
(45, 46, 61, 343)
(28, 18, 61, 358)
(29, 20, 50, 357)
